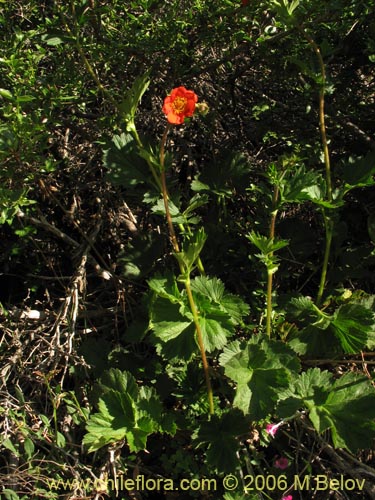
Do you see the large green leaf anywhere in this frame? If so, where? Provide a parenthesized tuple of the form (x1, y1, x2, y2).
(103, 132, 150, 187)
(154, 322, 197, 362)
(83, 369, 176, 453)
(191, 276, 250, 324)
(191, 151, 251, 198)
(83, 390, 134, 452)
(150, 297, 192, 342)
(220, 337, 300, 419)
(99, 368, 138, 401)
(278, 369, 375, 451)
(195, 410, 249, 472)
(277, 367, 332, 416)
(149, 275, 249, 358)
(279, 166, 325, 204)
(330, 303, 374, 353)
(322, 372, 375, 450)
(288, 299, 375, 355)
(342, 151, 375, 188)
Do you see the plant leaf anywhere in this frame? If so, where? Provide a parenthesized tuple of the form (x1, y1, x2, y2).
(195, 410, 249, 472)
(221, 337, 299, 419)
(330, 303, 374, 353)
(103, 133, 150, 188)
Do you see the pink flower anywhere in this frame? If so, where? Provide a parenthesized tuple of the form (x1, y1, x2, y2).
(274, 456, 289, 470)
(266, 422, 282, 437)
(282, 496, 293, 500)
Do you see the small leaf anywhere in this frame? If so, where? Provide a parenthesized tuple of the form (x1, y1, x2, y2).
(56, 431, 66, 448)
(23, 437, 34, 459)
(148, 274, 183, 304)
(0, 88, 13, 100)
(118, 72, 150, 129)
(2, 438, 19, 456)
(176, 227, 207, 273)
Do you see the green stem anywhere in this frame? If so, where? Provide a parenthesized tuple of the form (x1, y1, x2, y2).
(160, 125, 213, 415)
(266, 185, 279, 338)
(316, 212, 333, 306)
(298, 26, 333, 305)
(185, 278, 214, 415)
(266, 270, 273, 338)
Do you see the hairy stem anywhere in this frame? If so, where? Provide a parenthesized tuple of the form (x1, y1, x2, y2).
(299, 27, 333, 305)
(266, 186, 279, 338)
(160, 125, 214, 415)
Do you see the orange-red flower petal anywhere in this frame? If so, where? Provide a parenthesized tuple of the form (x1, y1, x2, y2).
(162, 86, 198, 125)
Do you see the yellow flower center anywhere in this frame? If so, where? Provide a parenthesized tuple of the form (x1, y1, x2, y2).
(172, 97, 187, 114)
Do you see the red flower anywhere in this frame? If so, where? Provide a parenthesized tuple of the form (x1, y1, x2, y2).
(274, 456, 289, 470)
(162, 86, 198, 125)
(241, 0, 249, 6)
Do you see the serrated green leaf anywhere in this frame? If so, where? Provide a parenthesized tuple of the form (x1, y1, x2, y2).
(100, 390, 135, 428)
(220, 294, 250, 324)
(191, 276, 249, 324)
(287, 296, 332, 329)
(125, 423, 152, 452)
(176, 228, 207, 273)
(138, 386, 163, 423)
(150, 297, 192, 341)
(148, 274, 183, 304)
(83, 398, 128, 452)
(330, 303, 374, 353)
(84, 369, 175, 453)
(191, 276, 225, 302)
(279, 369, 375, 452)
(288, 324, 342, 357)
(183, 193, 209, 215)
(280, 166, 324, 204)
(99, 368, 138, 401)
(150, 197, 183, 222)
(104, 133, 150, 188)
(154, 322, 197, 361)
(247, 231, 289, 255)
(222, 338, 298, 419)
(278, 367, 332, 416)
(199, 316, 230, 352)
(219, 340, 243, 367)
(195, 410, 249, 472)
(318, 372, 375, 451)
